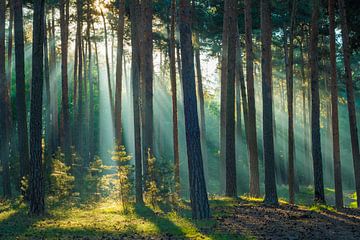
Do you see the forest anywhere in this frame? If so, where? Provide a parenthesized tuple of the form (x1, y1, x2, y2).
(0, 0, 360, 239)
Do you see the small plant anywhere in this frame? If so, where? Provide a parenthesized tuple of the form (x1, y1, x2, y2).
(110, 145, 134, 212)
(144, 150, 177, 208)
(49, 151, 75, 200)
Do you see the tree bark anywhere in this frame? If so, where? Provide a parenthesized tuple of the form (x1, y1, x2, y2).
(169, 0, 180, 194)
(338, 0, 360, 208)
(0, 0, 11, 198)
(115, 0, 125, 146)
(261, 0, 278, 206)
(29, 0, 45, 215)
(14, 0, 29, 195)
(101, 9, 114, 120)
(60, 0, 71, 165)
(287, 0, 297, 205)
(220, 0, 229, 193)
(244, 0, 260, 197)
(329, 0, 343, 209)
(310, 0, 325, 204)
(224, 0, 237, 197)
(194, 33, 208, 183)
(130, 0, 143, 204)
(140, 0, 154, 181)
(179, 0, 210, 219)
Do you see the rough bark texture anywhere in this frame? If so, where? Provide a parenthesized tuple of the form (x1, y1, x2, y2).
(224, 0, 237, 197)
(261, 0, 278, 206)
(115, 0, 125, 146)
(14, 0, 29, 192)
(179, 0, 210, 219)
(338, 0, 360, 208)
(29, 0, 45, 215)
(141, 0, 154, 180)
(310, 0, 325, 204)
(130, 0, 143, 204)
(169, 0, 180, 194)
(0, 0, 11, 198)
(244, 0, 260, 197)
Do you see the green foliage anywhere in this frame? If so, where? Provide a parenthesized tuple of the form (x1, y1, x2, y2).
(144, 152, 178, 208)
(49, 152, 75, 200)
(111, 145, 134, 212)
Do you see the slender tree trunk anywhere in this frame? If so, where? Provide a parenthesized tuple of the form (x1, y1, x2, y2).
(101, 9, 114, 120)
(141, 0, 154, 181)
(130, 0, 143, 204)
(338, 0, 360, 208)
(224, 0, 237, 197)
(73, 28, 78, 145)
(115, 0, 125, 146)
(60, 0, 71, 165)
(29, 0, 45, 215)
(44, 10, 51, 171)
(169, 0, 180, 194)
(76, 0, 83, 155)
(244, 0, 260, 197)
(287, 0, 297, 205)
(194, 33, 208, 183)
(220, 0, 229, 193)
(14, 0, 29, 195)
(50, 7, 58, 153)
(261, 0, 278, 205)
(310, 0, 325, 204)
(329, 0, 343, 209)
(0, 0, 11, 198)
(179, 0, 210, 219)
(299, 36, 311, 184)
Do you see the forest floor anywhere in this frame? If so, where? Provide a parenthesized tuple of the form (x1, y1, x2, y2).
(0, 191, 360, 239)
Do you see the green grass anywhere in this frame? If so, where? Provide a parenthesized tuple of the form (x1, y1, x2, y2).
(0, 186, 357, 239)
(0, 198, 247, 240)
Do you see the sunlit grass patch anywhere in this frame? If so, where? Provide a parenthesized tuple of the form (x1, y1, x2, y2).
(308, 204, 337, 213)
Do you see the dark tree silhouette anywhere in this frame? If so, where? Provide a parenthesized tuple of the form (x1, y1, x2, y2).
(179, 0, 210, 219)
(29, 0, 46, 215)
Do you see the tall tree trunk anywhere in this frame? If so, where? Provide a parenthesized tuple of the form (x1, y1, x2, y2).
(130, 0, 143, 204)
(169, 0, 180, 194)
(329, 0, 343, 209)
(244, 0, 260, 197)
(338, 0, 360, 208)
(101, 9, 114, 119)
(220, 0, 229, 193)
(86, 0, 93, 164)
(29, 0, 45, 215)
(76, 0, 83, 155)
(261, 0, 278, 205)
(287, 0, 297, 205)
(0, 0, 11, 198)
(194, 33, 208, 183)
(141, 0, 154, 180)
(115, 0, 125, 146)
(179, 0, 210, 219)
(224, 0, 237, 197)
(60, 0, 71, 165)
(310, 0, 325, 204)
(44, 9, 51, 173)
(14, 0, 29, 195)
(50, 7, 58, 153)
(299, 36, 311, 184)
